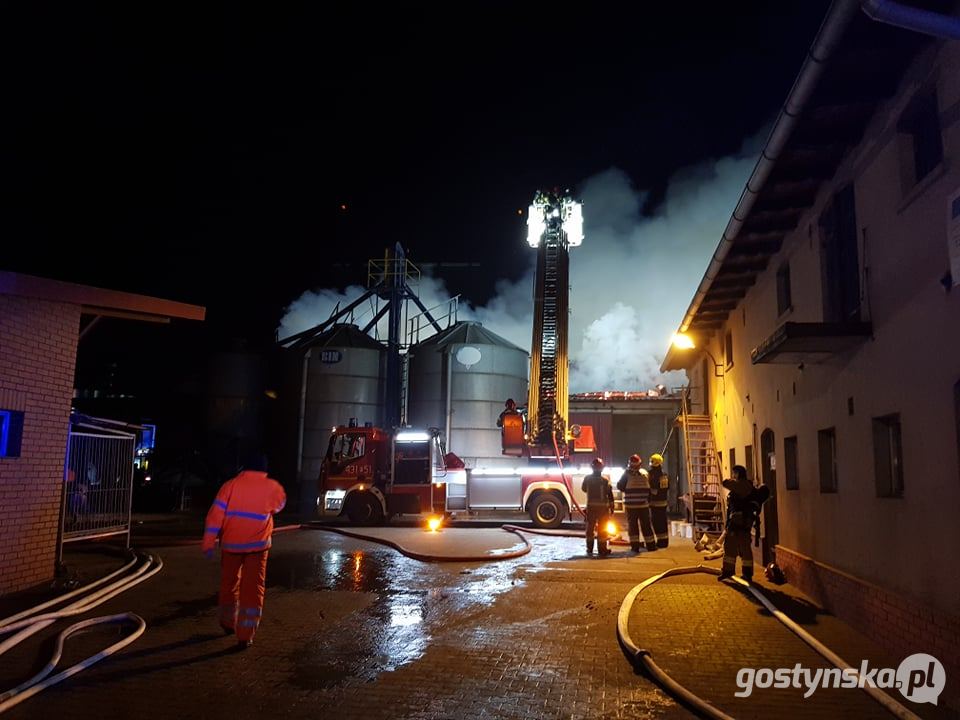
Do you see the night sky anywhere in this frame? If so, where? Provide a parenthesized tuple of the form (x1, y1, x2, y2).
(1, 2, 832, 400)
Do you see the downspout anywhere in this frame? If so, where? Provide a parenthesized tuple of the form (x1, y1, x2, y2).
(678, 0, 862, 334)
(444, 349, 453, 454)
(861, 0, 960, 39)
(296, 349, 311, 479)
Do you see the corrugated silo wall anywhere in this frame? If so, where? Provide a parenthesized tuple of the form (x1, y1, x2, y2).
(299, 341, 384, 515)
(408, 341, 526, 468)
(206, 352, 264, 480)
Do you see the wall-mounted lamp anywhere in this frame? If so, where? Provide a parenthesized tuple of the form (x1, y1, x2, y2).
(672, 333, 724, 377)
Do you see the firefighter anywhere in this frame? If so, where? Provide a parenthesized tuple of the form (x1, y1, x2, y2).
(718, 464, 770, 582)
(202, 452, 287, 649)
(647, 453, 670, 548)
(496, 398, 519, 427)
(581, 457, 614, 557)
(617, 454, 656, 552)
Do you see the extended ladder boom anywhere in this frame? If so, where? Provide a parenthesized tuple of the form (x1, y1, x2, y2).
(525, 190, 582, 457)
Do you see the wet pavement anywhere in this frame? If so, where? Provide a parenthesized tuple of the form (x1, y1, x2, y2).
(0, 529, 954, 719)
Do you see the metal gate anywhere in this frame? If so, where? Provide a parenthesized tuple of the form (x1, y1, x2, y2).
(60, 419, 136, 551)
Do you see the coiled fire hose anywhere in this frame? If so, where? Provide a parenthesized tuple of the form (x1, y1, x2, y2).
(0, 552, 163, 714)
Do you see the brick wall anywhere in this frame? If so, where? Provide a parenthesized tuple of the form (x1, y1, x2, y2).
(776, 544, 960, 706)
(0, 295, 80, 595)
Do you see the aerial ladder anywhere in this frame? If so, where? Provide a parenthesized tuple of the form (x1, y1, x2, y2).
(501, 189, 590, 461)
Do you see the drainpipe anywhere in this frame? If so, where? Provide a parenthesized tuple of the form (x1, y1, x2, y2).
(861, 0, 960, 39)
(444, 349, 453, 454)
(678, 0, 862, 333)
(296, 349, 311, 479)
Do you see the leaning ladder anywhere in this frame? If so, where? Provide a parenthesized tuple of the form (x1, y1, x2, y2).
(680, 388, 725, 535)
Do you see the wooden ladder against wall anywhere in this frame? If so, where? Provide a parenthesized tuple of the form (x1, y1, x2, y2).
(680, 390, 725, 535)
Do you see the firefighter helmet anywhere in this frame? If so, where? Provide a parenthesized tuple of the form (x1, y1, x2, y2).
(628, 454, 642, 468)
(650, 453, 664, 467)
(764, 562, 786, 584)
(591, 457, 604, 470)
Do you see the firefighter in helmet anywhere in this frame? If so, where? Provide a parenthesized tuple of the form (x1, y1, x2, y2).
(718, 464, 770, 582)
(617, 454, 656, 552)
(496, 398, 519, 428)
(647, 453, 670, 548)
(581, 457, 614, 557)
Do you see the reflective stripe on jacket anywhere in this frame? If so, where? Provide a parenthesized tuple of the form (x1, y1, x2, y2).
(617, 468, 650, 509)
(648, 466, 669, 507)
(202, 471, 287, 553)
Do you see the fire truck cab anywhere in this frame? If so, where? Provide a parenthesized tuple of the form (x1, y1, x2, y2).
(318, 422, 448, 524)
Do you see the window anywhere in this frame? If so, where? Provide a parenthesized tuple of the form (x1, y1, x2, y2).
(725, 330, 734, 370)
(818, 184, 861, 323)
(777, 262, 792, 316)
(395, 442, 430, 485)
(744, 445, 754, 482)
(818, 428, 838, 493)
(728, 448, 737, 475)
(326, 433, 366, 462)
(873, 414, 904, 498)
(898, 88, 943, 187)
(784, 436, 799, 490)
(0, 410, 24, 458)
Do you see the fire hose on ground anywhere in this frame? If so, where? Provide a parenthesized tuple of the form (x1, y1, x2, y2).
(616, 564, 922, 720)
(314, 522, 921, 719)
(308, 523, 534, 562)
(1, 526, 921, 718)
(0, 552, 163, 715)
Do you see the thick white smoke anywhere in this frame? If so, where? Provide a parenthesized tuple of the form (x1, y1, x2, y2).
(279, 136, 761, 392)
(277, 274, 531, 348)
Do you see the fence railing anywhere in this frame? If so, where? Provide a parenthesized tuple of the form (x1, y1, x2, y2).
(60, 421, 136, 552)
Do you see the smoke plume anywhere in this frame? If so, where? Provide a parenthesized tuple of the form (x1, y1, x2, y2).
(279, 135, 762, 392)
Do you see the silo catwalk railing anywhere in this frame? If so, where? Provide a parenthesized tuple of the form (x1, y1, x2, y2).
(406, 295, 460, 345)
(60, 421, 136, 556)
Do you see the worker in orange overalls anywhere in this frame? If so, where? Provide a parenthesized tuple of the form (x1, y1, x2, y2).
(202, 452, 286, 649)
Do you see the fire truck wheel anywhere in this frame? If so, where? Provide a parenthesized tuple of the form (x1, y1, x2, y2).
(528, 492, 565, 529)
(346, 492, 384, 526)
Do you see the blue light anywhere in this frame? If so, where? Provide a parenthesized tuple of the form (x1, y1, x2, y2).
(0, 411, 8, 456)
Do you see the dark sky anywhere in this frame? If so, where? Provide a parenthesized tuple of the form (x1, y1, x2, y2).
(2, 2, 831, 349)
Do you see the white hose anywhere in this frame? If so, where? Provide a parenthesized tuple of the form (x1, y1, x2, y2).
(729, 575, 920, 720)
(617, 565, 921, 720)
(617, 565, 734, 719)
(0, 553, 162, 714)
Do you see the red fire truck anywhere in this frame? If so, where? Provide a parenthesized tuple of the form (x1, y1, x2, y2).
(319, 191, 601, 529)
(318, 421, 449, 524)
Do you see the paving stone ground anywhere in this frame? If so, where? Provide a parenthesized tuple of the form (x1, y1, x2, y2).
(0, 529, 954, 720)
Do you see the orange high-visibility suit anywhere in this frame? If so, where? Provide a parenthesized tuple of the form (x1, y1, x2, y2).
(202, 470, 286, 643)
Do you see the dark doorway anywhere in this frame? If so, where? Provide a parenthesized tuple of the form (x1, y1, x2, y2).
(760, 428, 779, 565)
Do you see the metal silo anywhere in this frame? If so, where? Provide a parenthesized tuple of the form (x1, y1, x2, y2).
(296, 324, 385, 507)
(206, 351, 264, 478)
(407, 321, 527, 469)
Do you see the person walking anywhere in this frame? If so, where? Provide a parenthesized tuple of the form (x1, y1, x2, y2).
(202, 452, 286, 648)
